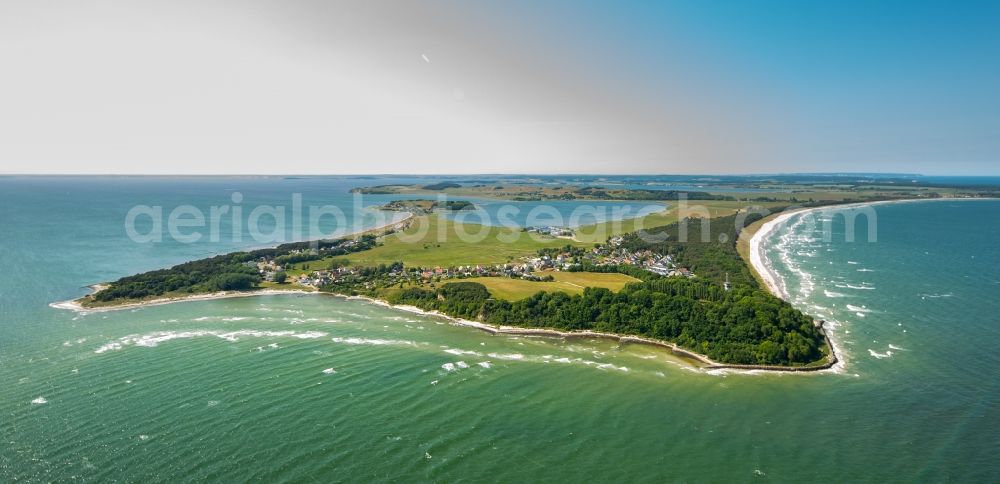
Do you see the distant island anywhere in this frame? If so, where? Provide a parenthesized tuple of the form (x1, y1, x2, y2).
(352, 183, 731, 201)
(380, 199, 475, 214)
(61, 178, 1000, 371)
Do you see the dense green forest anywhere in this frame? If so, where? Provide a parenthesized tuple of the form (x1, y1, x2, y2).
(89, 205, 830, 366)
(442, 200, 475, 210)
(92, 235, 379, 302)
(92, 253, 261, 301)
(421, 182, 462, 190)
(619, 212, 770, 286)
(386, 279, 825, 366)
(374, 210, 829, 366)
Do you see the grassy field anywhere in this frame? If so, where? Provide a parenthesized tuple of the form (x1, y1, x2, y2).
(324, 215, 590, 267)
(282, 200, 790, 270)
(580, 200, 787, 241)
(422, 271, 640, 300)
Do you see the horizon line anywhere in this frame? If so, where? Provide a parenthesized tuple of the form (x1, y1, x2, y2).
(8, 172, 993, 178)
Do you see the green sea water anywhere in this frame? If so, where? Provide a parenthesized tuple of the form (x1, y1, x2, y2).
(2, 178, 999, 481)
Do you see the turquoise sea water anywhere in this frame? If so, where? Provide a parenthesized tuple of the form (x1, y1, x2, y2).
(2, 178, 999, 481)
(434, 196, 666, 228)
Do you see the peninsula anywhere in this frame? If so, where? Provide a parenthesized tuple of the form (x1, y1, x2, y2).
(62, 177, 999, 370)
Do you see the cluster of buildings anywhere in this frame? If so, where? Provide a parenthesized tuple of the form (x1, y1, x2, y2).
(246, 259, 284, 282)
(596, 248, 691, 277)
(590, 240, 694, 278)
(293, 270, 335, 287)
(414, 263, 538, 281)
(248, 229, 696, 292)
(524, 253, 578, 271)
(526, 226, 575, 237)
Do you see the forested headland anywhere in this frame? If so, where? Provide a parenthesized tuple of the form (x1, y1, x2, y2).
(81, 208, 830, 366)
(89, 235, 379, 303)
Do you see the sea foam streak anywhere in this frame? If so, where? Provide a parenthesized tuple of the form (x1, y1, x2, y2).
(94, 330, 328, 353)
(487, 353, 525, 360)
(443, 348, 482, 356)
(330, 337, 415, 346)
(868, 349, 893, 359)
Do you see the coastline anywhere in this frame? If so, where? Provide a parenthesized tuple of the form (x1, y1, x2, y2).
(748, 198, 965, 299)
(59, 199, 998, 373)
(52, 285, 837, 373)
(50, 288, 320, 313)
(52, 211, 415, 312)
(746, 197, 993, 373)
(341, 294, 838, 373)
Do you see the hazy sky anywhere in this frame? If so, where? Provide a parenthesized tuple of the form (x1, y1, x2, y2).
(1, 0, 998, 175)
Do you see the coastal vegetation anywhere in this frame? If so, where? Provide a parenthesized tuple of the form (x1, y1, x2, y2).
(619, 212, 768, 287)
(86, 235, 381, 305)
(421, 182, 462, 190)
(79, 175, 1000, 366)
(381, 199, 475, 214)
(386, 278, 825, 365)
(353, 182, 733, 202)
(79, 195, 836, 366)
(350, 176, 1000, 205)
(328, 216, 581, 267)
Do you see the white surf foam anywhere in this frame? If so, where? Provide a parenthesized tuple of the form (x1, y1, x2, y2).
(443, 348, 482, 356)
(94, 330, 328, 353)
(839, 283, 876, 290)
(868, 349, 893, 359)
(330, 337, 414, 346)
(487, 353, 525, 360)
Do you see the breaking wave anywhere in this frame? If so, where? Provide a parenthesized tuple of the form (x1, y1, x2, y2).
(95, 330, 328, 353)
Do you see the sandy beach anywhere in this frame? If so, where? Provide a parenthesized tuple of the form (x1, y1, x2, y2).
(748, 203, 873, 374)
(746, 197, 984, 374)
(50, 288, 321, 313)
(64, 199, 994, 373)
(748, 197, 985, 301)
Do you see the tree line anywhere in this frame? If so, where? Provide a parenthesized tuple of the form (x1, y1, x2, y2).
(386, 279, 825, 366)
(93, 234, 379, 302)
